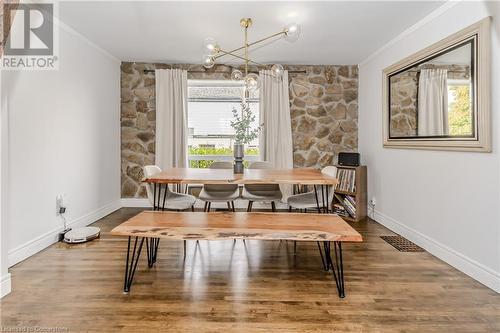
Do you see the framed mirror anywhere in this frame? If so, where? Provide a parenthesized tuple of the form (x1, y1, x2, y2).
(383, 18, 491, 152)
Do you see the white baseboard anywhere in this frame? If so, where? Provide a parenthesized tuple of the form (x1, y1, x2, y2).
(372, 208, 500, 293)
(121, 198, 288, 210)
(120, 198, 151, 207)
(8, 199, 122, 267)
(0, 273, 11, 298)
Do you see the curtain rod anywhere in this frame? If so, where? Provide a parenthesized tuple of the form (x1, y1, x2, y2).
(143, 69, 307, 74)
(405, 69, 468, 74)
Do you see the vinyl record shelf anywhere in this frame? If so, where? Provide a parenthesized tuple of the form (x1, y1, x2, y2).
(333, 165, 367, 222)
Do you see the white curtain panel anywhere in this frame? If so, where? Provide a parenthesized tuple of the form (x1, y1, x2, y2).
(154, 69, 188, 169)
(417, 68, 449, 136)
(259, 70, 294, 200)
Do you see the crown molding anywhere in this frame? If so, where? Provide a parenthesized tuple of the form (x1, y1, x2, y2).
(359, 1, 462, 67)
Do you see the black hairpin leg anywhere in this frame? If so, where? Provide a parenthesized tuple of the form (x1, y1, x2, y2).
(161, 183, 168, 211)
(326, 241, 345, 298)
(316, 241, 328, 271)
(123, 236, 145, 293)
(325, 186, 330, 214)
(156, 183, 164, 211)
(320, 185, 325, 213)
(153, 183, 157, 210)
(146, 237, 160, 268)
(314, 185, 321, 213)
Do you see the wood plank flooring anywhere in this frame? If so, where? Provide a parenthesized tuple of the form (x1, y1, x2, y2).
(1, 208, 499, 332)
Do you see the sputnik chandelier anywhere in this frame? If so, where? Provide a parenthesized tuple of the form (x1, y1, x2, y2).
(201, 18, 301, 92)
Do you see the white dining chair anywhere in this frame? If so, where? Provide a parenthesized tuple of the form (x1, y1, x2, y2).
(144, 165, 197, 211)
(198, 161, 239, 212)
(287, 166, 337, 212)
(242, 161, 282, 212)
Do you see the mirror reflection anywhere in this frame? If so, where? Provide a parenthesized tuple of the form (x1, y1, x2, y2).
(389, 40, 474, 138)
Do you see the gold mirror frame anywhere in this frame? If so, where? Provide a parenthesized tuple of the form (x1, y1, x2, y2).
(382, 17, 491, 152)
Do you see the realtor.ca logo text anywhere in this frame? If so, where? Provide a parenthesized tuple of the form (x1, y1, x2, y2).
(2, 2, 59, 70)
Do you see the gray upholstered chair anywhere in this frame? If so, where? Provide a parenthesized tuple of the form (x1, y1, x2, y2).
(198, 161, 239, 212)
(144, 165, 197, 211)
(242, 161, 282, 212)
(287, 166, 337, 211)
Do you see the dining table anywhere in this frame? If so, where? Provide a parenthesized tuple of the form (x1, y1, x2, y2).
(143, 167, 339, 213)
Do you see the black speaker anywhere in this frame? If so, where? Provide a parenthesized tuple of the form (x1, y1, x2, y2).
(338, 152, 360, 167)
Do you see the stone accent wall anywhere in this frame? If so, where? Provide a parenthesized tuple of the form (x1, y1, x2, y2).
(389, 71, 418, 137)
(287, 65, 358, 167)
(121, 63, 358, 198)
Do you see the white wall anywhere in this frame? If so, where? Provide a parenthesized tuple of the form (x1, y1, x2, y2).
(1, 19, 121, 275)
(0, 69, 11, 298)
(359, 1, 500, 292)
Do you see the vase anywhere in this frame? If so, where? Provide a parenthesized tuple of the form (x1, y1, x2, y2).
(233, 143, 245, 174)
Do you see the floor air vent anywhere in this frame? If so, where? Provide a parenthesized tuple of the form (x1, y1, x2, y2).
(380, 235, 425, 252)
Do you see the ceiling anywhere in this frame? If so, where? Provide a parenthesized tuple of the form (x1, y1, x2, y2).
(59, 1, 445, 65)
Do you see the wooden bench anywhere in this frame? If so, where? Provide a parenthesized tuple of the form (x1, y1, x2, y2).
(111, 211, 363, 298)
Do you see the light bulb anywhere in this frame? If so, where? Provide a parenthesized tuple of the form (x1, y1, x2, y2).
(202, 54, 215, 69)
(284, 23, 301, 42)
(271, 64, 284, 79)
(245, 73, 260, 91)
(202, 37, 218, 54)
(231, 69, 243, 81)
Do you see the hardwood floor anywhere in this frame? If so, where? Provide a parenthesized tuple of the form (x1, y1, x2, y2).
(1, 208, 499, 332)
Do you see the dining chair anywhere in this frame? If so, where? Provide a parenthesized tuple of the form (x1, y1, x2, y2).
(144, 165, 197, 211)
(242, 161, 282, 212)
(198, 161, 239, 212)
(287, 166, 337, 212)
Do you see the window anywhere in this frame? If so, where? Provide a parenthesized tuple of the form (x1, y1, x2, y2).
(187, 80, 260, 168)
(447, 79, 473, 136)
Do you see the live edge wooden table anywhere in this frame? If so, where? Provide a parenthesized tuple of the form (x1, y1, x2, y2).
(144, 167, 338, 213)
(111, 211, 363, 298)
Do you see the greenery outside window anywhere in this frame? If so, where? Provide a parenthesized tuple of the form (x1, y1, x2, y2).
(187, 80, 260, 168)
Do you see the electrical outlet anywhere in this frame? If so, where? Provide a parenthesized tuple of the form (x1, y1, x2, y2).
(370, 197, 376, 206)
(56, 194, 67, 215)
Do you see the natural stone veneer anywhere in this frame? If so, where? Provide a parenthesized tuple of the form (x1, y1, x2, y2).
(121, 63, 358, 198)
(287, 65, 358, 168)
(389, 71, 418, 137)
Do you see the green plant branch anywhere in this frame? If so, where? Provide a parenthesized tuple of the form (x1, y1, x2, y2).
(230, 102, 262, 144)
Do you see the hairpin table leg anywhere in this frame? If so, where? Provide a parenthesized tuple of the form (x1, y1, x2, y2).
(123, 236, 145, 293)
(146, 237, 160, 268)
(153, 183, 157, 210)
(161, 183, 168, 211)
(314, 185, 321, 213)
(316, 241, 328, 271)
(326, 241, 345, 298)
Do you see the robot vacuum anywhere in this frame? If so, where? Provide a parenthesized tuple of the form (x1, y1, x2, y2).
(64, 226, 101, 244)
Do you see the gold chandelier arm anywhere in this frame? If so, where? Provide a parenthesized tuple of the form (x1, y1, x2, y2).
(215, 48, 263, 66)
(213, 30, 286, 61)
